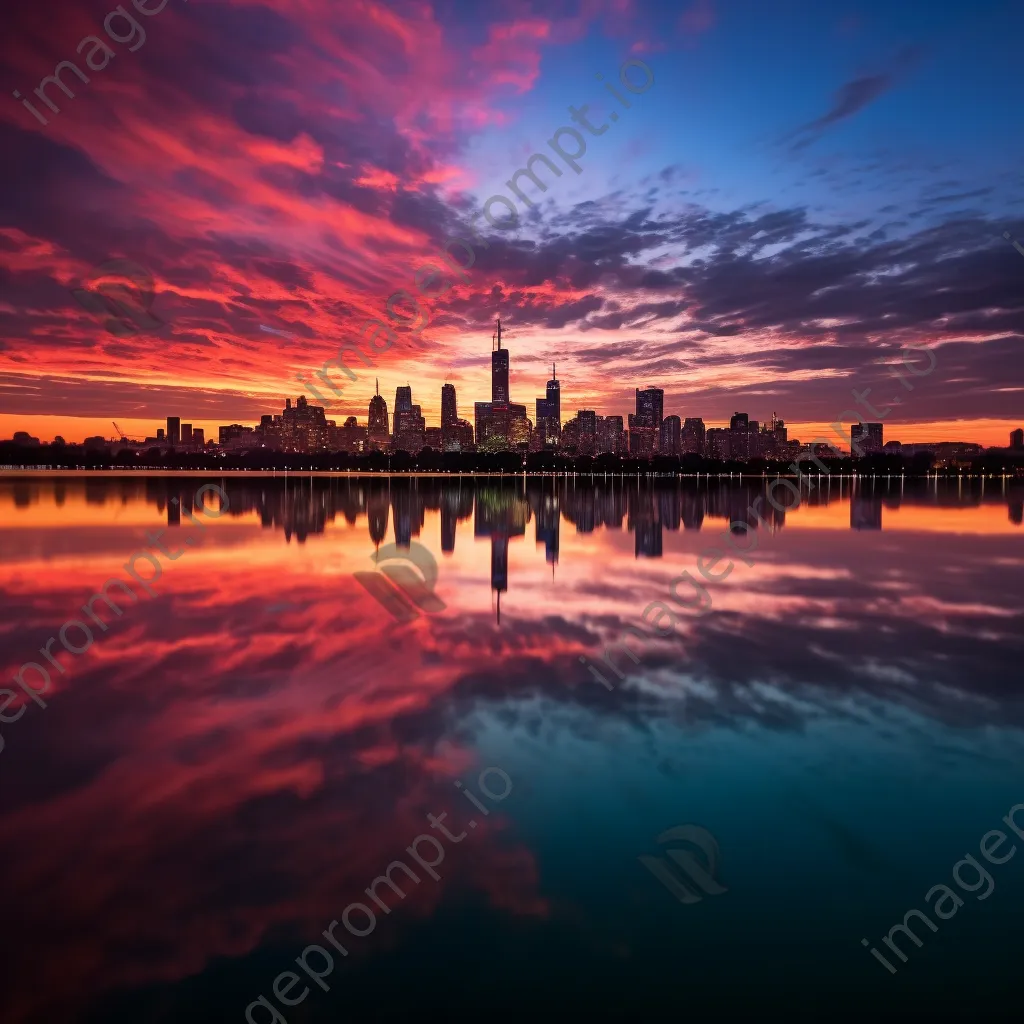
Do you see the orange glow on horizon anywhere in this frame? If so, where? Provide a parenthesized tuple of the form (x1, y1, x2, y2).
(3, 414, 1020, 449)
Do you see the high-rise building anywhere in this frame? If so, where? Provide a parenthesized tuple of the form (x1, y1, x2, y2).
(660, 415, 681, 456)
(181, 423, 193, 444)
(167, 416, 180, 445)
(491, 318, 509, 403)
(726, 411, 753, 459)
(577, 409, 597, 455)
(596, 415, 625, 455)
(444, 420, 474, 452)
(393, 386, 425, 451)
(1010, 428, 1023, 450)
(368, 379, 389, 449)
(636, 388, 664, 430)
(681, 417, 706, 456)
(534, 363, 561, 447)
(441, 383, 457, 428)
(630, 387, 663, 456)
(280, 395, 330, 452)
(706, 427, 730, 460)
(536, 363, 560, 422)
(851, 422, 884, 456)
(192, 427, 205, 447)
(440, 381, 474, 451)
(509, 414, 532, 449)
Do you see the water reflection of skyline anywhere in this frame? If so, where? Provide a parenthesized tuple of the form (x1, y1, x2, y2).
(2, 475, 1023, 1024)
(4, 474, 1022, 614)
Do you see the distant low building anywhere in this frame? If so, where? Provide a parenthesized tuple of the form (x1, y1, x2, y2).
(851, 422, 884, 456)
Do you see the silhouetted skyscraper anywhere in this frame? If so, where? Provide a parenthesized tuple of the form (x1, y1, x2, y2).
(491, 318, 509, 403)
(728, 412, 751, 459)
(393, 386, 424, 451)
(1010, 428, 1022, 450)
(660, 415, 681, 455)
(546, 363, 559, 422)
(534, 363, 560, 447)
(630, 387, 663, 456)
(682, 417, 705, 456)
(441, 383, 457, 428)
(368, 379, 389, 448)
(167, 416, 180, 445)
(636, 388, 664, 428)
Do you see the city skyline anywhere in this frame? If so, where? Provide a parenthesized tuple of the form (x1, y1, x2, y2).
(2, 5, 1023, 451)
(5, 319, 1022, 457)
(2, 5, 1024, 1022)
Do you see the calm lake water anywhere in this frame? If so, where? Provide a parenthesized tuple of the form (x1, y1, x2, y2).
(1, 473, 1022, 1023)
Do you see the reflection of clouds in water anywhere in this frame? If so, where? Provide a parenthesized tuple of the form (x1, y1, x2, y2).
(0, 477, 1022, 1020)
(786, 787, 890, 876)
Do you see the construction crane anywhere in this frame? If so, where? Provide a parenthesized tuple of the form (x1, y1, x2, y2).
(112, 421, 130, 444)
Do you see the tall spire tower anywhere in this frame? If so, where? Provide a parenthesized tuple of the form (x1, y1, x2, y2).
(546, 362, 560, 423)
(491, 317, 509, 403)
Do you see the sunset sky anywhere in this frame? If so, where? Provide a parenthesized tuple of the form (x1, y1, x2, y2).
(1, 0, 1022, 446)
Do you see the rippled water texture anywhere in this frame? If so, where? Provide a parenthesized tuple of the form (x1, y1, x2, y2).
(1, 473, 1022, 1023)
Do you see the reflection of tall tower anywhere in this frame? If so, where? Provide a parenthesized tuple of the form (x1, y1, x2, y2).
(475, 484, 528, 624)
(441, 500, 457, 552)
(629, 487, 663, 557)
(441, 382, 457, 428)
(440, 479, 474, 554)
(367, 485, 390, 549)
(850, 485, 883, 530)
(535, 486, 560, 571)
(492, 534, 509, 623)
(491, 318, 509, 403)
(390, 478, 422, 549)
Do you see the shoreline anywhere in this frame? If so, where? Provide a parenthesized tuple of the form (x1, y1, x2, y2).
(2, 468, 1019, 480)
